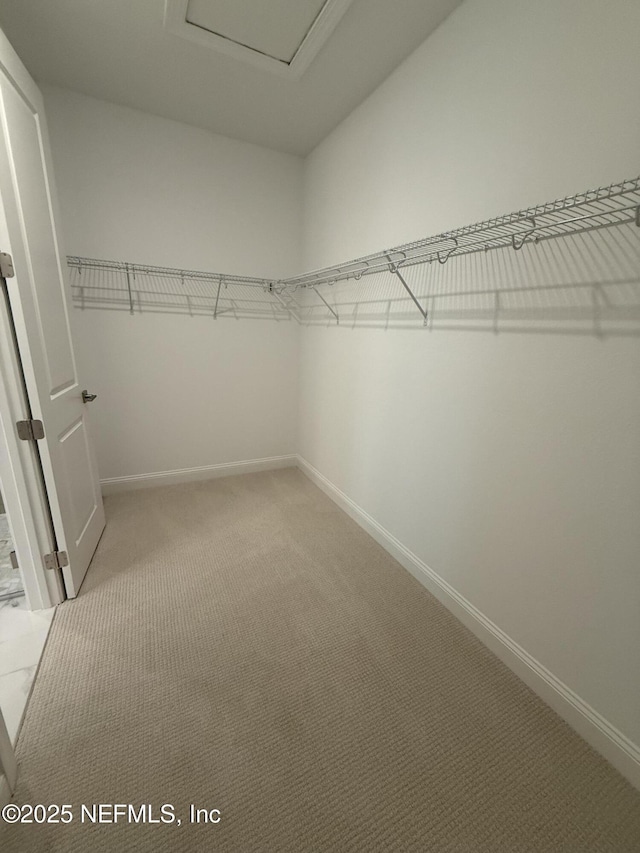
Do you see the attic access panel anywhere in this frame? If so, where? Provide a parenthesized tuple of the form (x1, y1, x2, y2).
(164, 0, 355, 78)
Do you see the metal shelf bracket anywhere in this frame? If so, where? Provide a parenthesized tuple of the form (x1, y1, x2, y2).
(214, 279, 222, 318)
(386, 256, 428, 325)
(312, 286, 339, 324)
(125, 263, 134, 314)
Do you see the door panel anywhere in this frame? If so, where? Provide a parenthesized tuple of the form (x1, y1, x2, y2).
(58, 417, 100, 545)
(0, 29, 105, 597)
(2, 86, 77, 395)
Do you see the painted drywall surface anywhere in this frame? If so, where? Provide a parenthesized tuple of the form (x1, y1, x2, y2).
(300, 0, 640, 746)
(43, 87, 303, 277)
(71, 311, 298, 479)
(43, 87, 302, 478)
(303, 0, 640, 264)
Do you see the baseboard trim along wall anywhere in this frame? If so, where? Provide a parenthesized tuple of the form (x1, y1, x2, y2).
(296, 455, 640, 791)
(100, 455, 297, 495)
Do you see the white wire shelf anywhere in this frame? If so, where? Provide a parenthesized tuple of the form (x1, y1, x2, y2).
(283, 175, 640, 290)
(66, 175, 640, 325)
(67, 257, 293, 320)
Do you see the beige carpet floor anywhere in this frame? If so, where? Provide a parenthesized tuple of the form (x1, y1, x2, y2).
(3, 468, 639, 851)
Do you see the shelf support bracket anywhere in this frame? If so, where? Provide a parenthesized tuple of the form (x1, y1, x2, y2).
(214, 279, 222, 319)
(313, 287, 339, 324)
(125, 264, 134, 315)
(386, 256, 428, 325)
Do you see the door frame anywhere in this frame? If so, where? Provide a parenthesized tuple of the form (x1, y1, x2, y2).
(0, 28, 105, 599)
(0, 704, 17, 806)
(0, 246, 62, 610)
(0, 32, 63, 611)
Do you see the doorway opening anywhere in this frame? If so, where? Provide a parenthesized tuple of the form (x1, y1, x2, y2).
(0, 359, 55, 746)
(0, 480, 55, 745)
(0, 254, 58, 746)
(0, 487, 23, 602)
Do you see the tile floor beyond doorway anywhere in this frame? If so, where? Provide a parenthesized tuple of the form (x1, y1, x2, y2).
(0, 598, 55, 744)
(0, 513, 24, 599)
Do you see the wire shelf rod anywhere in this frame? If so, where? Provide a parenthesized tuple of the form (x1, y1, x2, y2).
(283, 176, 640, 289)
(284, 209, 639, 289)
(286, 209, 640, 289)
(65, 175, 640, 313)
(67, 256, 270, 288)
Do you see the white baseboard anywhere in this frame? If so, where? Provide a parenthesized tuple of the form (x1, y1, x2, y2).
(296, 454, 640, 791)
(101, 454, 297, 495)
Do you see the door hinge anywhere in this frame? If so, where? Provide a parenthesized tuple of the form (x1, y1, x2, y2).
(43, 550, 69, 571)
(10, 551, 19, 570)
(16, 419, 45, 441)
(0, 251, 14, 278)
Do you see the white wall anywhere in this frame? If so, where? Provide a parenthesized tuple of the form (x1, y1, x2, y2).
(300, 0, 640, 771)
(44, 87, 302, 480)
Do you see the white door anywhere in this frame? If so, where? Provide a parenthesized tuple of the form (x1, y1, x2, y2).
(0, 29, 105, 598)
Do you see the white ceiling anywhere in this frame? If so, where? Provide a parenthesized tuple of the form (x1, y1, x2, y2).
(0, 0, 462, 156)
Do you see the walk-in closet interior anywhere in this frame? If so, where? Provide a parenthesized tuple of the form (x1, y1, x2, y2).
(0, 0, 639, 850)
